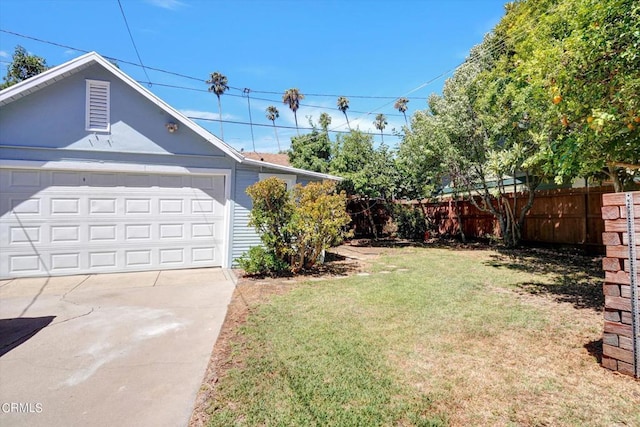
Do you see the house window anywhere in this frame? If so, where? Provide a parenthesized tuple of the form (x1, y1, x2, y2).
(86, 80, 110, 132)
(258, 173, 296, 190)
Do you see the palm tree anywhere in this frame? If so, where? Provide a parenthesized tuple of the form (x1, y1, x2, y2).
(282, 88, 304, 135)
(206, 71, 229, 140)
(337, 96, 351, 130)
(394, 97, 410, 125)
(374, 113, 387, 143)
(319, 112, 332, 134)
(266, 105, 281, 152)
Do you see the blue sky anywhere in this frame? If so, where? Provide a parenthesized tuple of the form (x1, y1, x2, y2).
(0, 0, 507, 152)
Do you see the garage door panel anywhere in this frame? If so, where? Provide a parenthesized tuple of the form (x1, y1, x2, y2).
(51, 171, 82, 186)
(89, 198, 118, 215)
(125, 224, 151, 240)
(192, 247, 215, 263)
(125, 250, 152, 267)
(159, 248, 184, 265)
(89, 251, 118, 269)
(89, 173, 118, 187)
(51, 225, 80, 243)
(10, 225, 41, 244)
(10, 197, 41, 215)
(51, 253, 80, 271)
(51, 198, 81, 215)
(9, 254, 42, 273)
(159, 199, 184, 214)
(0, 169, 227, 278)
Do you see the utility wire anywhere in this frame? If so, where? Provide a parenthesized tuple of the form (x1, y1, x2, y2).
(187, 115, 398, 137)
(116, 0, 151, 85)
(0, 28, 449, 101)
(338, 0, 552, 133)
(0, 28, 203, 82)
(243, 88, 256, 152)
(136, 81, 405, 117)
(0, 2, 551, 150)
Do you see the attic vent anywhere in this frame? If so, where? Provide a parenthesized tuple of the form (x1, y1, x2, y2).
(85, 80, 110, 132)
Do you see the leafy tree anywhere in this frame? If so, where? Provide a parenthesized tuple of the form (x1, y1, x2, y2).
(331, 130, 398, 237)
(374, 113, 388, 143)
(319, 112, 332, 134)
(337, 96, 351, 129)
(283, 88, 304, 135)
(394, 97, 410, 125)
(402, 34, 543, 247)
(206, 71, 229, 140)
(288, 124, 331, 173)
(1, 45, 48, 89)
(481, 0, 639, 191)
(396, 110, 449, 200)
(331, 130, 376, 195)
(265, 105, 281, 151)
(331, 130, 399, 200)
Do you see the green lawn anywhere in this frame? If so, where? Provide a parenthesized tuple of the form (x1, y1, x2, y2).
(206, 247, 640, 426)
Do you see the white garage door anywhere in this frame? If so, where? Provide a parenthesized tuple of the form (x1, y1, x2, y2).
(0, 168, 227, 279)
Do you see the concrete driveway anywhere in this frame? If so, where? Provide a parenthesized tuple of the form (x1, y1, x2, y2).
(0, 268, 235, 427)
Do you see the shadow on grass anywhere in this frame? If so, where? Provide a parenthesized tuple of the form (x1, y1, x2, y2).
(584, 338, 603, 364)
(348, 237, 495, 251)
(239, 252, 362, 280)
(484, 247, 604, 311)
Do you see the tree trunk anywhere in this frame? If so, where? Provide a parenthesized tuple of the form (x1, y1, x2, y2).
(608, 164, 624, 192)
(217, 96, 224, 140)
(452, 196, 466, 243)
(366, 199, 378, 239)
(272, 122, 281, 152)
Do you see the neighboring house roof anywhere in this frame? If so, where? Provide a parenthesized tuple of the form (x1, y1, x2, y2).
(0, 51, 341, 182)
(242, 152, 291, 167)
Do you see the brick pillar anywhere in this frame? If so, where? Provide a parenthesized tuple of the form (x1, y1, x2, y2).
(601, 191, 639, 377)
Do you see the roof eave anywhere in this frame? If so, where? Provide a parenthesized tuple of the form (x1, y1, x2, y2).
(239, 157, 343, 181)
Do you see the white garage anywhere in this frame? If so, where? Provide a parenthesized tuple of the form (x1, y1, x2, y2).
(0, 164, 229, 279)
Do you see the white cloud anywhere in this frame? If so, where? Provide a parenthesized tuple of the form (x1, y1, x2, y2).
(144, 0, 186, 10)
(0, 50, 9, 58)
(180, 109, 237, 121)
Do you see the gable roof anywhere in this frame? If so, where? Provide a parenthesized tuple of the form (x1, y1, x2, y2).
(0, 52, 341, 181)
(242, 152, 291, 166)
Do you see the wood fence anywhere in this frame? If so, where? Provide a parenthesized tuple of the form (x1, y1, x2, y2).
(409, 186, 615, 252)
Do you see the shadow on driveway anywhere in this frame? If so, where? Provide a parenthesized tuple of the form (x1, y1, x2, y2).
(0, 316, 55, 357)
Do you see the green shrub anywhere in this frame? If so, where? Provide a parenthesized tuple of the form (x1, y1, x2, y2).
(289, 181, 352, 272)
(237, 246, 289, 276)
(246, 177, 294, 262)
(394, 204, 427, 240)
(244, 178, 352, 274)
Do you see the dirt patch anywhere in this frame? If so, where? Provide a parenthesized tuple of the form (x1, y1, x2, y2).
(189, 245, 376, 427)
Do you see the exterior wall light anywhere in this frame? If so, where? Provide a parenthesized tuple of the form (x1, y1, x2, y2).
(166, 122, 179, 133)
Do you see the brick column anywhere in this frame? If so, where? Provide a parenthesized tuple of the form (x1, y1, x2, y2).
(601, 191, 639, 377)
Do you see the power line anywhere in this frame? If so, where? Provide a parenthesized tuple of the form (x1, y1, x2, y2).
(116, 0, 151, 85)
(187, 115, 399, 137)
(339, 0, 553, 132)
(0, 1, 552, 147)
(0, 28, 204, 82)
(0, 28, 436, 102)
(247, 88, 424, 101)
(136, 81, 406, 117)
